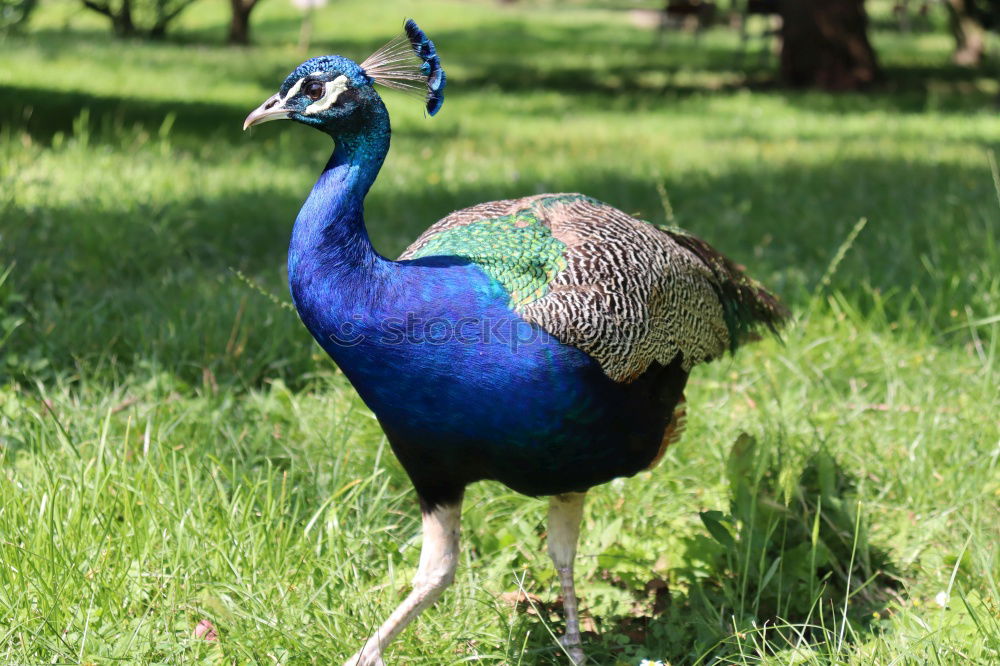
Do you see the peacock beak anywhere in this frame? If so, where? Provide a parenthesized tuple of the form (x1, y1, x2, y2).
(243, 94, 291, 130)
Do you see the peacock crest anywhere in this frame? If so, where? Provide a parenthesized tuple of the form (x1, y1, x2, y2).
(361, 18, 446, 115)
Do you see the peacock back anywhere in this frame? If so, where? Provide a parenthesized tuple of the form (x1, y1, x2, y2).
(400, 193, 785, 383)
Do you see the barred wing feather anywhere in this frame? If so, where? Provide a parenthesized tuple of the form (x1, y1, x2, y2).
(400, 193, 785, 383)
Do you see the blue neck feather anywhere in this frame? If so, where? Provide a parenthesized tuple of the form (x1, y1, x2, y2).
(287, 104, 392, 308)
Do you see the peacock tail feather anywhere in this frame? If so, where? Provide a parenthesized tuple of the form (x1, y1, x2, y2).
(660, 225, 789, 352)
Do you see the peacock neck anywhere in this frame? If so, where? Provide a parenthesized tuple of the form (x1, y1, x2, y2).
(287, 114, 392, 298)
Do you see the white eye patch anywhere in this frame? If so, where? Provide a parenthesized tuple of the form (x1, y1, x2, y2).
(304, 75, 350, 115)
(280, 76, 306, 104)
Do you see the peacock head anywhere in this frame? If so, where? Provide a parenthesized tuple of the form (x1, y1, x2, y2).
(244, 19, 445, 137)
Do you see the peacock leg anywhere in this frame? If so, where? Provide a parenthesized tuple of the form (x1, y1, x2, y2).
(547, 492, 587, 664)
(345, 498, 462, 666)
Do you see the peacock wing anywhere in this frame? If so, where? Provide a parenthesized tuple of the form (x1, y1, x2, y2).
(399, 195, 572, 308)
(400, 193, 776, 383)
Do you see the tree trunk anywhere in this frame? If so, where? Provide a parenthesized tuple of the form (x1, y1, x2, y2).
(112, 0, 136, 36)
(778, 0, 881, 90)
(946, 0, 985, 66)
(81, 0, 192, 39)
(227, 0, 257, 45)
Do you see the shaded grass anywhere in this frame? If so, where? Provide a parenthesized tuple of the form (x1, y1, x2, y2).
(1, 0, 999, 663)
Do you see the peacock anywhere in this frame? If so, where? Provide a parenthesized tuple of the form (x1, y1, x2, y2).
(243, 19, 787, 665)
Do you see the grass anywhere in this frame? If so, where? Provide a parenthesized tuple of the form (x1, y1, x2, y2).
(1, 0, 999, 663)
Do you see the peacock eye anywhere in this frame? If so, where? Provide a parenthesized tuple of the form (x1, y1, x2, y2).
(305, 81, 325, 101)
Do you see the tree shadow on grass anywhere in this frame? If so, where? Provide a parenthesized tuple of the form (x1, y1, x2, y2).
(8, 15, 997, 136)
(0, 84, 246, 146)
(2, 152, 995, 388)
(2, 11, 996, 159)
(503, 436, 902, 665)
(293, 22, 998, 114)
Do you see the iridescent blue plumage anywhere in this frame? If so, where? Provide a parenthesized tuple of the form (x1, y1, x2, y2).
(283, 55, 372, 92)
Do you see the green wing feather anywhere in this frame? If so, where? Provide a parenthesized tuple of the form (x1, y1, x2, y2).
(404, 206, 568, 307)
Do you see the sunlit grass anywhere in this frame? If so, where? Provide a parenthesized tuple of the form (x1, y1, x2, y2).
(1, 0, 998, 663)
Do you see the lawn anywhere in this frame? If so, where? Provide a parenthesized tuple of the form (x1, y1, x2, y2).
(1, 0, 998, 663)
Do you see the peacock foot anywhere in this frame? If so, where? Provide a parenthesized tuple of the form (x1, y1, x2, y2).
(559, 634, 586, 664)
